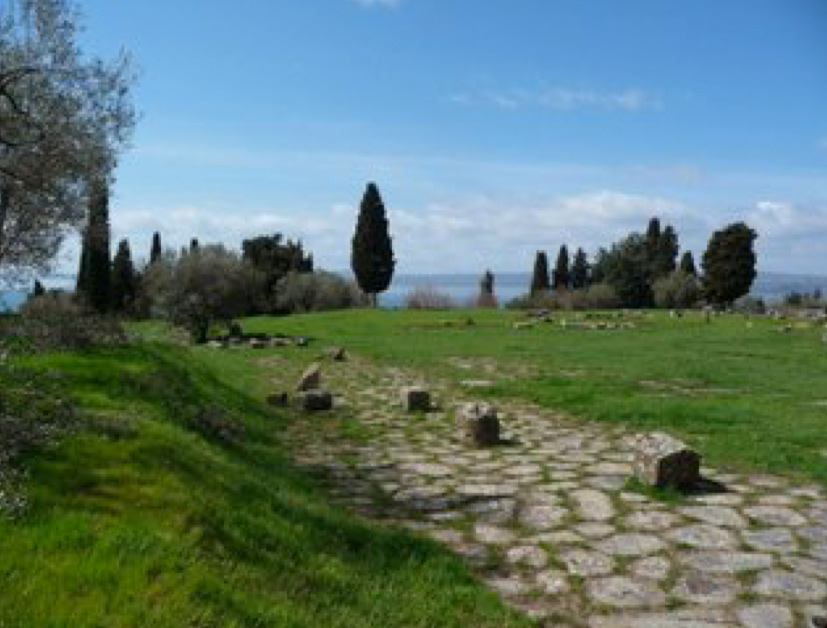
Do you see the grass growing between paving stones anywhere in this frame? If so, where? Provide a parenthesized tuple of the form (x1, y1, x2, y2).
(243, 308, 827, 486)
(0, 340, 533, 628)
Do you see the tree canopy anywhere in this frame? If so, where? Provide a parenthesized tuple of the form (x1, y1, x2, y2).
(0, 0, 135, 282)
(702, 222, 757, 307)
(351, 182, 395, 305)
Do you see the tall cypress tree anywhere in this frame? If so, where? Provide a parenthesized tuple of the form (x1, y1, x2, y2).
(351, 182, 395, 306)
(33, 279, 45, 297)
(702, 222, 757, 307)
(79, 181, 111, 312)
(570, 247, 590, 290)
(111, 238, 136, 314)
(190, 238, 200, 253)
(530, 251, 550, 295)
(655, 225, 679, 278)
(553, 245, 570, 291)
(150, 232, 162, 264)
(679, 250, 697, 276)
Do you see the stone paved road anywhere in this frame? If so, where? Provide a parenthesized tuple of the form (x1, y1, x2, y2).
(278, 357, 827, 627)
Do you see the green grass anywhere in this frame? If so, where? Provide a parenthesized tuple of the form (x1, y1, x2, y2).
(3, 307, 826, 625)
(0, 342, 532, 628)
(243, 308, 827, 485)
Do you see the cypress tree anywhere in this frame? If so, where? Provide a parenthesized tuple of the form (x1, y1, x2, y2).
(33, 279, 45, 297)
(111, 238, 136, 314)
(477, 269, 497, 307)
(150, 232, 162, 264)
(655, 225, 679, 278)
(570, 247, 590, 290)
(76, 230, 89, 295)
(351, 182, 395, 306)
(530, 251, 550, 295)
(80, 181, 111, 312)
(553, 245, 570, 291)
(702, 222, 757, 307)
(679, 251, 697, 276)
(190, 238, 200, 253)
(645, 217, 661, 255)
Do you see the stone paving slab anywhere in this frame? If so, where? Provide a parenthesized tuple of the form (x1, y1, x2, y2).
(278, 356, 827, 627)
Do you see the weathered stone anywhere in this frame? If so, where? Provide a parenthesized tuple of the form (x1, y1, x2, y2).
(586, 576, 667, 608)
(598, 533, 667, 557)
(458, 402, 500, 447)
(629, 556, 672, 581)
(536, 569, 569, 594)
(296, 362, 321, 391)
(632, 432, 701, 489)
(742, 528, 798, 553)
(745, 506, 807, 527)
(326, 346, 347, 361)
(506, 545, 548, 568)
(574, 522, 616, 539)
(754, 570, 827, 601)
(736, 604, 793, 628)
(519, 503, 567, 530)
(474, 523, 516, 545)
(680, 551, 773, 574)
(678, 505, 747, 528)
(559, 548, 615, 576)
(672, 572, 740, 605)
(624, 510, 682, 531)
(400, 386, 431, 412)
(667, 524, 737, 550)
(266, 392, 289, 406)
(571, 488, 615, 521)
(299, 389, 333, 412)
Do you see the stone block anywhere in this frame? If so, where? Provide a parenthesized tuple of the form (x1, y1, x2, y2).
(632, 432, 701, 489)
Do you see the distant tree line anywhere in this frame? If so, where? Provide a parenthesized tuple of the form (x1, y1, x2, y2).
(517, 217, 757, 309)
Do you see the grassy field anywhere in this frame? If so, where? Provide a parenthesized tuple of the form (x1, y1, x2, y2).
(2, 307, 825, 626)
(244, 308, 827, 486)
(0, 341, 531, 628)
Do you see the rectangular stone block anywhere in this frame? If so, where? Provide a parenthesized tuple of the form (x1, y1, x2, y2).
(401, 386, 431, 412)
(632, 432, 701, 489)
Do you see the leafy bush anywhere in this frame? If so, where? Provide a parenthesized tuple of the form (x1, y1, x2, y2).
(0, 364, 77, 516)
(143, 246, 262, 342)
(404, 285, 456, 310)
(275, 271, 366, 313)
(506, 283, 620, 310)
(653, 270, 701, 309)
(0, 293, 126, 355)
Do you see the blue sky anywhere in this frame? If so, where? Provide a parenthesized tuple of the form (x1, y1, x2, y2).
(73, 0, 827, 274)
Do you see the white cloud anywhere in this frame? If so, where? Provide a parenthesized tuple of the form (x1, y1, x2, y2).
(350, 0, 402, 8)
(452, 85, 661, 112)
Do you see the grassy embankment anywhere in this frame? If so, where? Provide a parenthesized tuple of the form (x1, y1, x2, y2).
(244, 307, 827, 486)
(0, 337, 531, 627)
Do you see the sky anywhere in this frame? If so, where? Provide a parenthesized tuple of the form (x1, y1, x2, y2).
(69, 0, 827, 275)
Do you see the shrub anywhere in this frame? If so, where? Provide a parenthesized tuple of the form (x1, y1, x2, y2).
(404, 285, 456, 310)
(142, 246, 262, 342)
(506, 283, 620, 311)
(1, 293, 126, 355)
(275, 271, 367, 313)
(0, 364, 77, 516)
(653, 270, 701, 309)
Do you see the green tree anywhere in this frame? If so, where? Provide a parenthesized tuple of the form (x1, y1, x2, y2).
(190, 238, 199, 253)
(242, 233, 313, 313)
(679, 250, 697, 276)
(702, 222, 757, 307)
(655, 225, 679, 278)
(149, 232, 162, 264)
(553, 245, 570, 291)
(111, 238, 136, 313)
(653, 270, 701, 309)
(600, 233, 653, 307)
(351, 182, 395, 306)
(0, 0, 135, 281)
(32, 278, 45, 297)
(570, 247, 590, 290)
(477, 269, 497, 307)
(78, 180, 110, 312)
(530, 251, 550, 295)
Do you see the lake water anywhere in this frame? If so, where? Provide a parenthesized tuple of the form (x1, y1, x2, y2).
(3, 271, 826, 312)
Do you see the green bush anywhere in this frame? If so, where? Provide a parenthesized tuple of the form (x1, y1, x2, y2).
(276, 271, 367, 313)
(653, 270, 701, 309)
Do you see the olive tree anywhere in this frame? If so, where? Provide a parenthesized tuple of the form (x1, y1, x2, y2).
(142, 245, 262, 343)
(0, 0, 135, 283)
